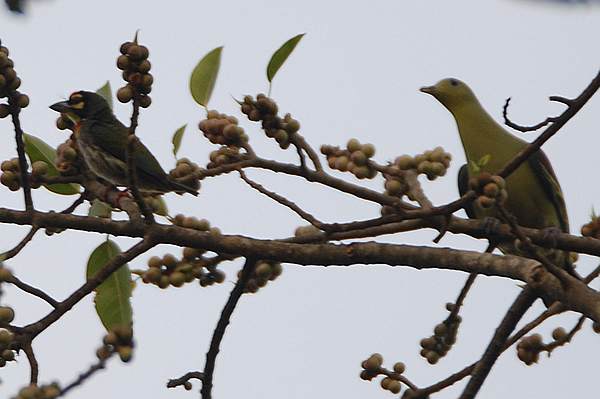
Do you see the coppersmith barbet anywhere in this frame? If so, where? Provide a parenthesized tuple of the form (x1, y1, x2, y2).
(50, 91, 198, 196)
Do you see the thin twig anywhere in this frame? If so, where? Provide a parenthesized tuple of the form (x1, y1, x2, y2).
(61, 351, 115, 394)
(0, 226, 38, 260)
(238, 169, 325, 230)
(23, 343, 38, 384)
(459, 289, 537, 399)
(201, 258, 256, 399)
(9, 94, 33, 211)
(21, 238, 156, 339)
(498, 68, 600, 179)
(126, 93, 154, 222)
(9, 275, 60, 308)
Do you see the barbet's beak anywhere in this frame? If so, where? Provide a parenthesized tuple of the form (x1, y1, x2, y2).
(49, 100, 72, 114)
(50, 100, 80, 126)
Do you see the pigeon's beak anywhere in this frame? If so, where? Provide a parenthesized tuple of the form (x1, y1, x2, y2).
(420, 85, 435, 95)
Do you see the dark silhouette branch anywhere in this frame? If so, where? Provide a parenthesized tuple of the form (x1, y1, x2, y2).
(200, 258, 257, 399)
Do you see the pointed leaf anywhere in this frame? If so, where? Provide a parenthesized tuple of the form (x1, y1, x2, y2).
(96, 81, 113, 110)
(23, 134, 81, 195)
(89, 199, 114, 218)
(133, 30, 139, 45)
(190, 46, 223, 107)
(86, 240, 133, 331)
(267, 34, 305, 82)
(152, 196, 168, 216)
(172, 124, 187, 157)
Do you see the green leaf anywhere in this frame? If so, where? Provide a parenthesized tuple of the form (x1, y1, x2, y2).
(267, 33, 305, 82)
(190, 46, 223, 107)
(23, 134, 80, 195)
(86, 240, 133, 331)
(89, 199, 114, 218)
(96, 81, 113, 110)
(478, 154, 491, 168)
(172, 124, 187, 157)
(152, 196, 168, 216)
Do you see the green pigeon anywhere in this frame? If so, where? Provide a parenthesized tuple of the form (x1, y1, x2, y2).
(420, 78, 576, 275)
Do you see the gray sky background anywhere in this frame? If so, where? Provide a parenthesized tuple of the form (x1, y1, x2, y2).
(1, 1, 600, 398)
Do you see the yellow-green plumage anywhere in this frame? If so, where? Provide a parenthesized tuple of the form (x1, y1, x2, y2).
(421, 78, 573, 272)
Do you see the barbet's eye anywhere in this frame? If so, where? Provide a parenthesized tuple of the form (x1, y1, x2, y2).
(69, 93, 85, 108)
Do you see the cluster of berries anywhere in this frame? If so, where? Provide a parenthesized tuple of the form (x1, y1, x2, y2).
(143, 251, 225, 289)
(116, 41, 152, 108)
(206, 146, 247, 169)
(240, 94, 300, 149)
(0, 290, 15, 369)
(142, 215, 225, 288)
(168, 158, 201, 193)
(97, 324, 134, 363)
(54, 139, 80, 176)
(238, 261, 282, 294)
(394, 147, 451, 181)
(0, 327, 14, 369)
(0, 158, 48, 191)
(467, 172, 507, 209)
(360, 353, 405, 395)
(419, 302, 460, 365)
(516, 333, 544, 365)
(321, 139, 377, 180)
(516, 327, 568, 366)
(199, 111, 248, 148)
(11, 383, 61, 399)
(0, 39, 28, 119)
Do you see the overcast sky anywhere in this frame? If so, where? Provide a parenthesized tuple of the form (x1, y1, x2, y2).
(1, 1, 600, 398)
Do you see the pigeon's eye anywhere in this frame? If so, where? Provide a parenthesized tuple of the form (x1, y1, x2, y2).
(449, 79, 459, 86)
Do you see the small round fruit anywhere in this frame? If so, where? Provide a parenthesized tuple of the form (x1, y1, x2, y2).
(1, 348, 14, 361)
(552, 327, 567, 341)
(117, 87, 133, 103)
(162, 254, 178, 269)
(169, 271, 186, 287)
(0, 104, 9, 119)
(393, 362, 405, 374)
(0, 268, 11, 282)
(120, 41, 133, 55)
(31, 161, 49, 177)
(347, 139, 361, 153)
(118, 345, 132, 362)
(388, 380, 401, 394)
(139, 95, 152, 108)
(361, 143, 375, 158)
(255, 262, 273, 280)
(0, 306, 15, 324)
(116, 54, 130, 70)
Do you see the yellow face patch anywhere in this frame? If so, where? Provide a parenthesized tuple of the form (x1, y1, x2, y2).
(69, 93, 85, 109)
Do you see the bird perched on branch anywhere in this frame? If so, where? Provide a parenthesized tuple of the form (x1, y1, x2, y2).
(50, 91, 198, 196)
(420, 78, 575, 275)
